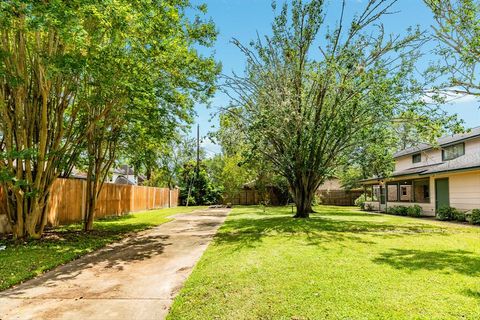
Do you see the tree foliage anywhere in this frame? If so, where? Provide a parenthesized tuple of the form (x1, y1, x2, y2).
(0, 0, 219, 238)
(426, 0, 480, 96)
(178, 160, 222, 206)
(224, 0, 455, 217)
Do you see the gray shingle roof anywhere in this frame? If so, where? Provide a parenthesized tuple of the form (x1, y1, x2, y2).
(391, 163, 442, 177)
(422, 153, 480, 174)
(393, 127, 480, 158)
(388, 153, 480, 178)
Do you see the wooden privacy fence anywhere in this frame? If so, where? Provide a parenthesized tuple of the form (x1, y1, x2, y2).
(317, 190, 363, 206)
(0, 178, 179, 232)
(226, 187, 287, 206)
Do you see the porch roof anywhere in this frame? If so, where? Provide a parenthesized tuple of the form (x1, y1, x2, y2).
(391, 163, 442, 177)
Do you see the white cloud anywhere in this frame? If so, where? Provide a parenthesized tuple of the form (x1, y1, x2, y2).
(422, 90, 479, 105)
(200, 139, 221, 158)
(446, 93, 478, 105)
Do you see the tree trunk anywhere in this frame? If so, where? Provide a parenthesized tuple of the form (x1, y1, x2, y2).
(6, 186, 51, 239)
(291, 182, 316, 218)
(146, 166, 152, 181)
(84, 136, 99, 232)
(84, 189, 97, 232)
(83, 121, 119, 232)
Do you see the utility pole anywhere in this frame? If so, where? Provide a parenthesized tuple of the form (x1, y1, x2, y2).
(196, 123, 200, 178)
(186, 124, 200, 208)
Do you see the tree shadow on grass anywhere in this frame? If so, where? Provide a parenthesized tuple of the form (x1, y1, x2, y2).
(463, 289, 480, 299)
(0, 230, 174, 297)
(373, 249, 480, 276)
(215, 214, 447, 250)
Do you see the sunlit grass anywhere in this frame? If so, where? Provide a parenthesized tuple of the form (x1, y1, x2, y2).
(168, 205, 480, 319)
(0, 206, 206, 291)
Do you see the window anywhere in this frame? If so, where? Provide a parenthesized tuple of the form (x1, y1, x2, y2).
(372, 185, 381, 201)
(413, 179, 430, 203)
(442, 143, 465, 161)
(399, 184, 412, 201)
(387, 184, 398, 201)
(412, 153, 421, 163)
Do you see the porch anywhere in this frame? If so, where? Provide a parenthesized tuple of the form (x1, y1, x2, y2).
(362, 177, 435, 216)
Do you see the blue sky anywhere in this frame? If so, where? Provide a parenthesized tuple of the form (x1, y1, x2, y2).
(190, 0, 480, 156)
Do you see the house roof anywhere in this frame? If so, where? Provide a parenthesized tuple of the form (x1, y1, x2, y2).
(421, 153, 480, 175)
(114, 176, 135, 185)
(113, 165, 135, 175)
(393, 127, 480, 158)
(362, 153, 480, 184)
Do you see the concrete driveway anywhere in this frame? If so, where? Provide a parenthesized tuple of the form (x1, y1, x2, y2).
(0, 207, 229, 320)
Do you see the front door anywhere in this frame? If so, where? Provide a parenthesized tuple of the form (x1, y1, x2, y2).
(435, 178, 449, 211)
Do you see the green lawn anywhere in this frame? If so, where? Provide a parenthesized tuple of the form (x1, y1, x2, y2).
(168, 205, 480, 320)
(0, 206, 206, 291)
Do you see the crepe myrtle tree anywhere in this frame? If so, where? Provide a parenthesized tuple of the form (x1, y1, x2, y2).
(77, 0, 219, 231)
(0, 0, 219, 237)
(224, 0, 452, 217)
(0, 2, 91, 239)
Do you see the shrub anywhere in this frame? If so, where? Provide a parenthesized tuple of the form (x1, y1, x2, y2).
(407, 205, 422, 217)
(454, 211, 466, 222)
(182, 195, 196, 206)
(436, 206, 457, 221)
(355, 194, 367, 210)
(312, 193, 322, 206)
(365, 203, 374, 211)
(470, 209, 480, 225)
(387, 205, 408, 216)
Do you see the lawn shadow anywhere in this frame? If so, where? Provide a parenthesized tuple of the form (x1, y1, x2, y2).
(463, 289, 480, 299)
(214, 210, 446, 250)
(0, 230, 174, 297)
(373, 249, 480, 276)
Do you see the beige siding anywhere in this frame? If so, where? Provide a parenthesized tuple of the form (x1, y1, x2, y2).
(465, 137, 480, 154)
(434, 171, 480, 211)
(395, 150, 442, 171)
(364, 201, 380, 211)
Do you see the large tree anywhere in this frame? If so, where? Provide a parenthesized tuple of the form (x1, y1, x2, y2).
(80, 1, 218, 231)
(0, 0, 219, 237)
(0, 2, 92, 238)
(426, 0, 480, 96)
(225, 0, 452, 217)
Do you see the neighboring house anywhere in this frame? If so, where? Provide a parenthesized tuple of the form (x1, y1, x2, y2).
(361, 127, 480, 216)
(69, 168, 88, 180)
(317, 178, 363, 206)
(111, 165, 146, 185)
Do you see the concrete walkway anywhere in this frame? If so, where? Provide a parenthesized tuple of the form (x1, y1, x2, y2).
(0, 207, 230, 320)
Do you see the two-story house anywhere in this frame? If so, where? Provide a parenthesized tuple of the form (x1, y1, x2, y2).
(361, 127, 480, 216)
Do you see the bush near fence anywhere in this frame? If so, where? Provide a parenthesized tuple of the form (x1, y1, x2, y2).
(0, 178, 179, 233)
